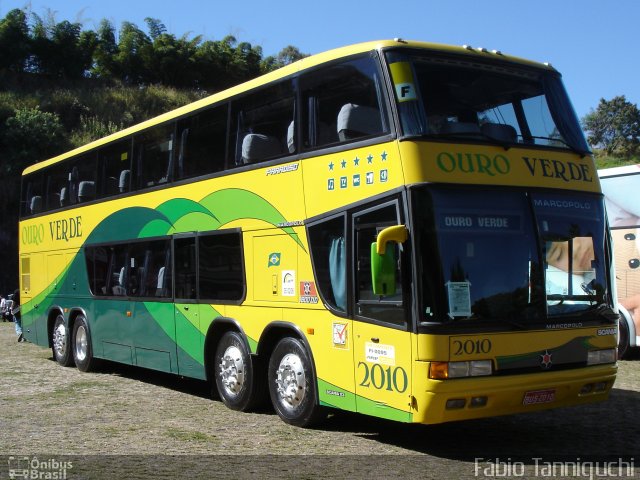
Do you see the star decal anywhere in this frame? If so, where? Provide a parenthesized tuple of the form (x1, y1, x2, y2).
(367, 154, 374, 164)
(354, 156, 360, 166)
(328, 161, 334, 171)
(341, 159, 347, 169)
(540, 350, 553, 369)
(381, 151, 388, 161)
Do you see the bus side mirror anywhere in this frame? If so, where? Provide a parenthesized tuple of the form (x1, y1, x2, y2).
(371, 225, 408, 296)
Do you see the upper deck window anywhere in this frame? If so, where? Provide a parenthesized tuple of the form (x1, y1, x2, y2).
(386, 50, 589, 154)
(300, 55, 389, 150)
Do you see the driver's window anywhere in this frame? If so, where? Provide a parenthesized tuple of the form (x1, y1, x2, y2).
(354, 203, 406, 326)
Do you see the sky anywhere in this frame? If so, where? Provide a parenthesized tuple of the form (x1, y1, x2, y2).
(0, 0, 638, 119)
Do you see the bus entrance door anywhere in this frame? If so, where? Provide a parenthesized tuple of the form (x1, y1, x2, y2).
(351, 202, 413, 422)
(353, 323, 413, 422)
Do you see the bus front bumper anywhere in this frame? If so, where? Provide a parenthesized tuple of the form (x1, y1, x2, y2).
(412, 362, 617, 425)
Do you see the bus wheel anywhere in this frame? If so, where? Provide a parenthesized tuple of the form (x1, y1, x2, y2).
(214, 331, 260, 411)
(268, 337, 325, 427)
(52, 314, 74, 367)
(72, 315, 97, 372)
(618, 318, 630, 360)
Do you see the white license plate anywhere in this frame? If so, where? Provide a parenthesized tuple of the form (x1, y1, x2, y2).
(523, 389, 556, 405)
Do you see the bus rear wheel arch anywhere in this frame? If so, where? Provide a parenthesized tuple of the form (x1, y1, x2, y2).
(267, 336, 325, 427)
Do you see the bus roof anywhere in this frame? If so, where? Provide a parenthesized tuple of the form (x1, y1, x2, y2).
(598, 163, 640, 178)
(23, 39, 556, 176)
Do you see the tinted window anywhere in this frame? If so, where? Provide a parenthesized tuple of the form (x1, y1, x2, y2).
(69, 153, 98, 204)
(353, 203, 405, 325)
(98, 138, 132, 197)
(127, 239, 172, 298)
(86, 239, 172, 298)
(231, 80, 295, 166)
(174, 237, 197, 300)
(176, 105, 228, 179)
(45, 165, 70, 210)
(307, 215, 347, 312)
(199, 231, 245, 301)
(22, 174, 44, 217)
(134, 124, 175, 189)
(85, 244, 127, 296)
(300, 55, 388, 150)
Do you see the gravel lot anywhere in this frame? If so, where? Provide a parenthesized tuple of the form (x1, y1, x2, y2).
(0, 322, 638, 479)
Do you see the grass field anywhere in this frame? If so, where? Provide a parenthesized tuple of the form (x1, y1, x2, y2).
(0, 322, 638, 479)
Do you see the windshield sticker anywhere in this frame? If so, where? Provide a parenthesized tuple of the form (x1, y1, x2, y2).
(447, 281, 472, 317)
(389, 61, 417, 102)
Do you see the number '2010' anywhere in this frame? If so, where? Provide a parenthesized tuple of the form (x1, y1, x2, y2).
(453, 339, 492, 356)
(358, 362, 407, 393)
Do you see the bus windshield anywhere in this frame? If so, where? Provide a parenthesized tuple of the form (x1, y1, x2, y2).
(386, 50, 590, 154)
(413, 186, 608, 325)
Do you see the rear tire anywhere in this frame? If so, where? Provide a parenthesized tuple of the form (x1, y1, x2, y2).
(214, 331, 264, 411)
(52, 314, 74, 367)
(268, 337, 325, 427)
(72, 315, 98, 372)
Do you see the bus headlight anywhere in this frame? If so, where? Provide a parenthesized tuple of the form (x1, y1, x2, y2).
(587, 349, 616, 365)
(429, 360, 493, 379)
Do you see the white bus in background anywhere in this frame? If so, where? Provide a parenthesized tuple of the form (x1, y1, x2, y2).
(599, 164, 640, 357)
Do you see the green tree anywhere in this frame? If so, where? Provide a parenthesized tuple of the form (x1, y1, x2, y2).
(114, 21, 153, 84)
(0, 107, 67, 173)
(92, 19, 118, 78)
(0, 9, 30, 72)
(193, 35, 263, 91)
(29, 13, 96, 79)
(144, 17, 167, 40)
(582, 95, 640, 157)
(262, 45, 308, 72)
(144, 18, 201, 87)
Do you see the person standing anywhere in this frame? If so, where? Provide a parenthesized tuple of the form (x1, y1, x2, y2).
(12, 289, 23, 342)
(0, 295, 5, 322)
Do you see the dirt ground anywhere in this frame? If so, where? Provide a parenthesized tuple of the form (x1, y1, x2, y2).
(0, 321, 639, 479)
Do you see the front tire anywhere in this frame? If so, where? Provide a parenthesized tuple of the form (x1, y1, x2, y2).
(618, 316, 630, 360)
(268, 337, 325, 427)
(72, 315, 98, 372)
(214, 331, 264, 411)
(52, 314, 74, 367)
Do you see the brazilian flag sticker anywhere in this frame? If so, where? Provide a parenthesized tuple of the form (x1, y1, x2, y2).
(268, 252, 281, 267)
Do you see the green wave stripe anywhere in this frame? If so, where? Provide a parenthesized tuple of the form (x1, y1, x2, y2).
(85, 188, 304, 251)
(200, 189, 305, 250)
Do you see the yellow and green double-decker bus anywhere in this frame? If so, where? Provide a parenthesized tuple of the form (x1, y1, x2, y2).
(19, 39, 618, 427)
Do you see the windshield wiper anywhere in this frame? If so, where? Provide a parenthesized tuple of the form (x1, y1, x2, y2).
(589, 303, 619, 322)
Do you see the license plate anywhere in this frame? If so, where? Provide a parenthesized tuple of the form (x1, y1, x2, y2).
(523, 389, 556, 405)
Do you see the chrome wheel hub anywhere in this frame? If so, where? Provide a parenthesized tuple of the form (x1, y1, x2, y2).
(75, 325, 88, 362)
(219, 346, 245, 396)
(53, 322, 67, 358)
(275, 353, 306, 410)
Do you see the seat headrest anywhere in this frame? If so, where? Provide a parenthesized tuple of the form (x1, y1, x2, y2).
(337, 103, 382, 140)
(481, 123, 517, 143)
(241, 134, 281, 164)
(78, 181, 95, 200)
